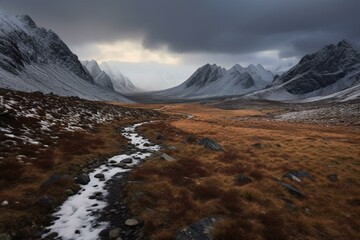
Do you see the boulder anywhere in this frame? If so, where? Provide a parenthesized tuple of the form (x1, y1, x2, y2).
(283, 170, 312, 183)
(109, 228, 121, 239)
(175, 216, 220, 240)
(0, 233, 11, 240)
(160, 153, 176, 162)
(125, 218, 140, 227)
(76, 174, 90, 185)
(198, 138, 223, 151)
(37, 195, 56, 211)
(279, 182, 305, 199)
(94, 173, 105, 179)
(121, 158, 133, 164)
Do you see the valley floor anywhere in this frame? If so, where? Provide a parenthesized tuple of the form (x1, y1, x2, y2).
(0, 89, 359, 239)
(117, 101, 360, 239)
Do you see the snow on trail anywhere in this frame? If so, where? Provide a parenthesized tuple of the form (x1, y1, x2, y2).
(45, 122, 160, 240)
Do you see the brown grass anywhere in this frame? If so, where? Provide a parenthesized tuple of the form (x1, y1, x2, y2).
(124, 103, 360, 240)
(0, 118, 153, 237)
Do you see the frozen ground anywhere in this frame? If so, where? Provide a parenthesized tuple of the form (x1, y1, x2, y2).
(45, 123, 160, 240)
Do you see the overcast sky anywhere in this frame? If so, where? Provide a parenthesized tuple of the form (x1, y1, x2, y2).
(1, 0, 359, 90)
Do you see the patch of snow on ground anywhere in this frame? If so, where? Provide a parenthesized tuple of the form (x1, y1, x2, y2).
(45, 122, 160, 240)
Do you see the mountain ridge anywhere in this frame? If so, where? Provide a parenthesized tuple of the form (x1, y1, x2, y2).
(0, 11, 131, 102)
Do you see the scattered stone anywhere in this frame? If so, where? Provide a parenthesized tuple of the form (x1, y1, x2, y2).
(304, 208, 311, 215)
(1, 201, 9, 207)
(65, 189, 74, 196)
(75, 229, 80, 234)
(76, 174, 90, 185)
(199, 138, 224, 151)
(160, 153, 176, 162)
(175, 216, 221, 240)
(121, 158, 133, 164)
(109, 228, 121, 239)
(94, 173, 105, 179)
(234, 174, 252, 186)
(283, 170, 312, 182)
(0, 233, 11, 240)
(279, 182, 305, 199)
(116, 163, 127, 168)
(327, 173, 338, 182)
(143, 143, 150, 147)
(37, 195, 56, 211)
(168, 146, 177, 150)
(110, 160, 117, 164)
(125, 218, 140, 227)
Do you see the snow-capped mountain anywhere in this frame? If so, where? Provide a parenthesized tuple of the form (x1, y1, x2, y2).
(154, 63, 274, 98)
(249, 40, 360, 101)
(0, 11, 130, 102)
(82, 60, 114, 90)
(100, 62, 138, 93)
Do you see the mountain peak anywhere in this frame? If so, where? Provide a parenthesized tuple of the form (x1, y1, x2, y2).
(337, 39, 355, 48)
(17, 15, 37, 28)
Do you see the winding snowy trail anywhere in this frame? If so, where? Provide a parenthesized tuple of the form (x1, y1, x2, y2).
(45, 122, 160, 240)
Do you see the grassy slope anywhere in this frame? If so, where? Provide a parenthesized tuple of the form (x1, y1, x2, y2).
(124, 103, 360, 240)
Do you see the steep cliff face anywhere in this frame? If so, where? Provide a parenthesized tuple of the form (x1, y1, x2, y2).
(248, 40, 360, 101)
(0, 13, 92, 81)
(0, 12, 131, 102)
(82, 60, 114, 89)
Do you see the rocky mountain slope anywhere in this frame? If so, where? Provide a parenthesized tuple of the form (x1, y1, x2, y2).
(82, 60, 114, 90)
(153, 63, 274, 99)
(0, 12, 130, 102)
(249, 40, 360, 101)
(100, 62, 138, 93)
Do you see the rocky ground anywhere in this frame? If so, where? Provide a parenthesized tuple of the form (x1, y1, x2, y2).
(0, 88, 164, 240)
(209, 98, 360, 127)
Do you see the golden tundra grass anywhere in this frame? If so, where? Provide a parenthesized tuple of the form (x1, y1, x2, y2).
(125, 103, 360, 240)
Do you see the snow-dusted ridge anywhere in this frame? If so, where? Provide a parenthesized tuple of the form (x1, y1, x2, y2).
(45, 122, 160, 240)
(247, 39, 360, 102)
(152, 63, 274, 99)
(0, 11, 131, 102)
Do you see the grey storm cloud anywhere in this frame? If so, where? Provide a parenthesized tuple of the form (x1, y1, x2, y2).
(1, 0, 359, 58)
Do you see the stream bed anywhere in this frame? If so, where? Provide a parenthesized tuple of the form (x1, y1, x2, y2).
(44, 122, 160, 240)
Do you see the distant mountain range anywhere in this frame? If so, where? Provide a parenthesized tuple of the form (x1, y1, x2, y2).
(153, 63, 274, 98)
(0, 12, 359, 103)
(248, 39, 360, 102)
(155, 39, 360, 102)
(0, 12, 133, 102)
(81, 60, 138, 93)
